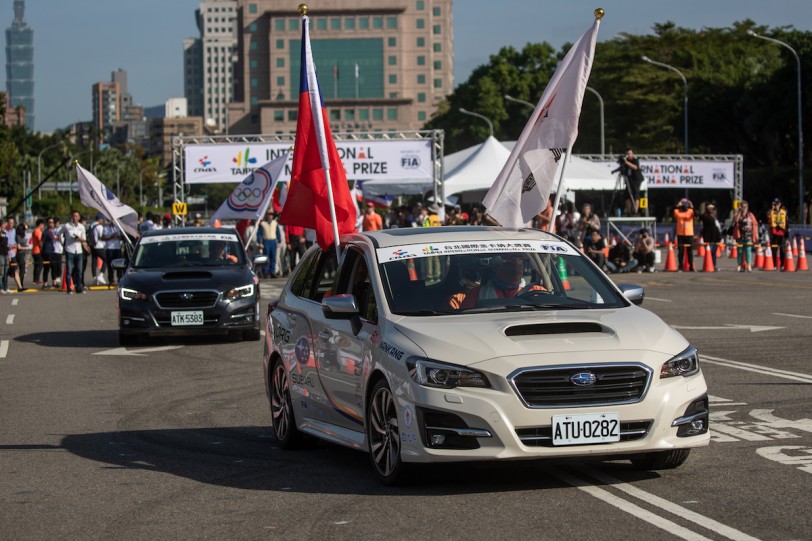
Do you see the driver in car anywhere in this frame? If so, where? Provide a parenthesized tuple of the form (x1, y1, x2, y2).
(211, 240, 238, 264)
(448, 253, 545, 310)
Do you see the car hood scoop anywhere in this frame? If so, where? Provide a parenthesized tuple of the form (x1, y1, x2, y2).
(162, 271, 213, 280)
(504, 322, 605, 336)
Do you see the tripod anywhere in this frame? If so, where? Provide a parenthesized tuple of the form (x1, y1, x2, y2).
(607, 169, 636, 217)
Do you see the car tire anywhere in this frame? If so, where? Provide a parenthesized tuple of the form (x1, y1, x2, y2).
(630, 449, 691, 470)
(243, 328, 261, 341)
(119, 331, 138, 347)
(270, 357, 303, 449)
(366, 378, 410, 485)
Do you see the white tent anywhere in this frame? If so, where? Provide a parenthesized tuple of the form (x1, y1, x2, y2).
(361, 137, 618, 201)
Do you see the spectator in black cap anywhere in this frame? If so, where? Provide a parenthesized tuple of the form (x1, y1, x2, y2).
(767, 197, 788, 268)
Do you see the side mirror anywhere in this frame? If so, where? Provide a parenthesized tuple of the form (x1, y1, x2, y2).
(322, 294, 359, 319)
(323, 294, 363, 335)
(111, 257, 128, 270)
(253, 255, 269, 267)
(617, 283, 645, 306)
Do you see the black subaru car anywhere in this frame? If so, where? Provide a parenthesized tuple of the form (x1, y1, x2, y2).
(114, 227, 265, 345)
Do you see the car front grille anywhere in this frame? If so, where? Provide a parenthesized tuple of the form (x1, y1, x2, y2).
(509, 363, 652, 408)
(155, 290, 219, 309)
(516, 420, 652, 447)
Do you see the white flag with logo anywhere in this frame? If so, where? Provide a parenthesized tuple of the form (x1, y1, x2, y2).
(483, 18, 600, 228)
(210, 150, 290, 223)
(76, 163, 139, 238)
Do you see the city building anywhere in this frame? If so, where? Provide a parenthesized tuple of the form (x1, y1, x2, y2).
(92, 81, 121, 145)
(149, 116, 204, 167)
(1, 91, 26, 127)
(166, 97, 189, 119)
(227, 0, 453, 135)
(110, 69, 149, 147)
(184, 0, 237, 133)
(4, 0, 34, 129)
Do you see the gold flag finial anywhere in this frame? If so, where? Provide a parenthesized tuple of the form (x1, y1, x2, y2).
(298, 4, 308, 16)
(594, 8, 605, 20)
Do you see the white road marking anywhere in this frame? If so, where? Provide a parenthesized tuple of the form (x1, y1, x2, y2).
(700, 354, 812, 383)
(11, 298, 18, 306)
(772, 312, 812, 319)
(0, 340, 8, 358)
(94, 345, 185, 356)
(550, 469, 714, 541)
(577, 465, 761, 541)
(711, 423, 772, 441)
(644, 296, 672, 303)
(673, 324, 784, 333)
(6, 314, 14, 325)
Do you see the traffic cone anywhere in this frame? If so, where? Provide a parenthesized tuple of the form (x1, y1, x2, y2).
(791, 236, 799, 257)
(783, 240, 796, 272)
(729, 242, 738, 259)
(797, 237, 809, 271)
(698, 242, 706, 258)
(682, 243, 691, 271)
(557, 256, 571, 290)
(664, 242, 678, 271)
(406, 259, 418, 281)
(59, 267, 75, 292)
(762, 244, 776, 271)
(662, 233, 669, 250)
(716, 242, 723, 258)
(754, 244, 764, 269)
(702, 243, 715, 272)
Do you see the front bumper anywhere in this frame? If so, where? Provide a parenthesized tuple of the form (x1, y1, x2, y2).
(119, 296, 260, 337)
(396, 371, 710, 464)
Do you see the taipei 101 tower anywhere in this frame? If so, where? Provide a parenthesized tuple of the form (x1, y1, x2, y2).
(5, 0, 34, 129)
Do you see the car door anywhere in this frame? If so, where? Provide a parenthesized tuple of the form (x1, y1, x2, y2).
(315, 247, 377, 431)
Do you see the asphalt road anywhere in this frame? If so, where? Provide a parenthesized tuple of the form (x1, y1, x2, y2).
(1, 261, 811, 540)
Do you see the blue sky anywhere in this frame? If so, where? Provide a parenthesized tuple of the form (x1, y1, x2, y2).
(3, 0, 811, 133)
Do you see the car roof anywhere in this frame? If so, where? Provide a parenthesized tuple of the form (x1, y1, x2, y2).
(140, 226, 239, 238)
(346, 226, 562, 249)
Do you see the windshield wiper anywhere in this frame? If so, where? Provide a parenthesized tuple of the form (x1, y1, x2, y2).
(396, 309, 454, 316)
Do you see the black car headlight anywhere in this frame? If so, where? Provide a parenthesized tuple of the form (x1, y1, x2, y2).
(407, 358, 490, 389)
(225, 283, 254, 300)
(661, 345, 700, 378)
(119, 287, 147, 301)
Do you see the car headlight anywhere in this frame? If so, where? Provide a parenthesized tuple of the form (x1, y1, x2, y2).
(119, 287, 147, 301)
(661, 345, 700, 378)
(407, 358, 490, 389)
(225, 283, 254, 300)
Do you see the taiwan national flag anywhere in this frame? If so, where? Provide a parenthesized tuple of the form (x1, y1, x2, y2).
(279, 14, 357, 250)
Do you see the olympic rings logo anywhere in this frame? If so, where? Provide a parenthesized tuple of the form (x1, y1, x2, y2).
(233, 188, 262, 201)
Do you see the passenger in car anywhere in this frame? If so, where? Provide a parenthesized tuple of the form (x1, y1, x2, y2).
(448, 254, 545, 310)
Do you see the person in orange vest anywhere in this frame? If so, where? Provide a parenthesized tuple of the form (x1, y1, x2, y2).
(767, 197, 788, 269)
(732, 200, 759, 272)
(361, 202, 383, 231)
(673, 198, 695, 271)
(449, 253, 545, 310)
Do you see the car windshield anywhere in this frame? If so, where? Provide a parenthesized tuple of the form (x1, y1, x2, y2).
(132, 233, 245, 268)
(376, 239, 626, 315)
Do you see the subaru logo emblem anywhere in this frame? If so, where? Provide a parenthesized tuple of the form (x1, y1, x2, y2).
(570, 371, 597, 386)
(180, 293, 193, 300)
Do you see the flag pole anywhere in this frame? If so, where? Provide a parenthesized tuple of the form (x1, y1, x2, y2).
(257, 149, 291, 220)
(548, 147, 572, 233)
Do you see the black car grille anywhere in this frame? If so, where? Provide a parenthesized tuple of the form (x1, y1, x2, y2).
(516, 420, 652, 447)
(509, 364, 651, 408)
(155, 290, 219, 309)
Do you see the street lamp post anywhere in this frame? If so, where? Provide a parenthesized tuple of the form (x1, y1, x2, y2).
(504, 94, 534, 109)
(37, 141, 62, 193)
(459, 107, 494, 138)
(585, 87, 605, 156)
(139, 166, 155, 207)
(642, 55, 689, 154)
(748, 30, 804, 225)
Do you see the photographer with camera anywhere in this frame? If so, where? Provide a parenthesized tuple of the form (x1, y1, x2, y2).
(673, 198, 696, 271)
(618, 148, 644, 215)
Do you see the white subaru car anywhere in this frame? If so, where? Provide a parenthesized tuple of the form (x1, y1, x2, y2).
(263, 227, 709, 484)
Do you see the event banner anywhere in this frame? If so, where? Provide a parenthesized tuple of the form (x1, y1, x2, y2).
(184, 140, 433, 184)
(593, 159, 735, 189)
